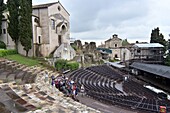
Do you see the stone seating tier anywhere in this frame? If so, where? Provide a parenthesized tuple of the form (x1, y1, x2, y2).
(0, 59, 100, 113)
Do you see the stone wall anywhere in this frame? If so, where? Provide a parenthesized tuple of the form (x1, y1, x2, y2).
(0, 20, 15, 49)
(53, 43, 76, 60)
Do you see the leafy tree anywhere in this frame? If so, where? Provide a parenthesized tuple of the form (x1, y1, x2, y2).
(19, 0, 32, 56)
(0, 0, 3, 35)
(122, 39, 129, 46)
(0, 40, 6, 49)
(165, 39, 170, 66)
(150, 27, 167, 47)
(7, 0, 19, 51)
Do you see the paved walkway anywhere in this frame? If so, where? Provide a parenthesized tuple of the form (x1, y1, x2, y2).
(77, 95, 138, 113)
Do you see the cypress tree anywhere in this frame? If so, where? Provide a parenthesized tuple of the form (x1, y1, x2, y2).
(0, 0, 3, 35)
(19, 0, 32, 56)
(150, 27, 167, 53)
(7, 0, 19, 51)
(150, 27, 167, 47)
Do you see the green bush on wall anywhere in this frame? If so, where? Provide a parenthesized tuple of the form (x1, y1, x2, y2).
(67, 62, 79, 71)
(0, 41, 6, 49)
(55, 59, 67, 71)
(0, 49, 17, 57)
(55, 59, 79, 71)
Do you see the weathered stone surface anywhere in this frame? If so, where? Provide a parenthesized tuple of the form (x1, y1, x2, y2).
(0, 60, 101, 113)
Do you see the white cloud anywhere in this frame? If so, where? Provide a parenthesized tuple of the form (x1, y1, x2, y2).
(4, 0, 170, 44)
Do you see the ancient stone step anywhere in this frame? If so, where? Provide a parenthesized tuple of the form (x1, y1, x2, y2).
(15, 71, 26, 81)
(27, 74, 37, 83)
(0, 71, 11, 82)
(6, 74, 16, 82)
(22, 71, 33, 83)
(0, 62, 6, 68)
(0, 68, 5, 73)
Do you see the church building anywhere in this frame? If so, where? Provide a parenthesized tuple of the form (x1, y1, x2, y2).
(0, 2, 76, 60)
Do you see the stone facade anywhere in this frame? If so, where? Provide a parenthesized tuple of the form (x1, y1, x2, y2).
(105, 34, 122, 48)
(0, 13, 15, 49)
(110, 48, 121, 59)
(120, 47, 132, 62)
(0, 2, 75, 60)
(53, 43, 76, 60)
(98, 34, 133, 61)
(104, 34, 123, 60)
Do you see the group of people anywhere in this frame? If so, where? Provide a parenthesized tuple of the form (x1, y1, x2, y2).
(44, 71, 85, 101)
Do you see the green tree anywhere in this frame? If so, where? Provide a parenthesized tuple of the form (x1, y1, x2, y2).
(7, 0, 19, 52)
(55, 59, 67, 71)
(0, 40, 6, 49)
(0, 0, 3, 35)
(19, 0, 32, 56)
(122, 39, 129, 46)
(165, 40, 170, 66)
(150, 27, 167, 47)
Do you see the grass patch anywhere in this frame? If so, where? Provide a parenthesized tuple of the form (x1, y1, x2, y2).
(4, 54, 40, 66)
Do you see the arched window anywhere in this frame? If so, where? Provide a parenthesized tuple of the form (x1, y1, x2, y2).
(58, 6, 61, 11)
(34, 18, 39, 23)
(61, 25, 66, 34)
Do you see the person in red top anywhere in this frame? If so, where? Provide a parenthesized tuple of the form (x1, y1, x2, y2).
(72, 83, 78, 100)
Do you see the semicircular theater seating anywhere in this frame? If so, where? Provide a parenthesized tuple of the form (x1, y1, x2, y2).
(67, 65, 170, 113)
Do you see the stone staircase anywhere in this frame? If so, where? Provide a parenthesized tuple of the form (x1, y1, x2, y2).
(0, 58, 101, 113)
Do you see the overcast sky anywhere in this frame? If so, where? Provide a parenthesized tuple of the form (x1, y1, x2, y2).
(4, 0, 170, 45)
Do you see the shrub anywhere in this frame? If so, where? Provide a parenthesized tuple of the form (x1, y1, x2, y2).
(0, 49, 17, 57)
(109, 58, 120, 62)
(67, 62, 79, 71)
(55, 59, 79, 71)
(98, 59, 104, 64)
(0, 41, 6, 49)
(55, 59, 67, 71)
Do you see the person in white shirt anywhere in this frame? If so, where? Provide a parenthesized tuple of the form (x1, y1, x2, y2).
(80, 84, 85, 97)
(44, 71, 49, 83)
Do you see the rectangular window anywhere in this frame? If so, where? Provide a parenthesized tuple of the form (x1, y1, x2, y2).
(3, 29, 6, 34)
(38, 36, 41, 44)
(51, 19, 55, 30)
(58, 35, 62, 45)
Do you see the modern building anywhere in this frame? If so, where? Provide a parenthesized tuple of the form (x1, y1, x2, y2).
(0, 2, 76, 60)
(131, 43, 164, 63)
